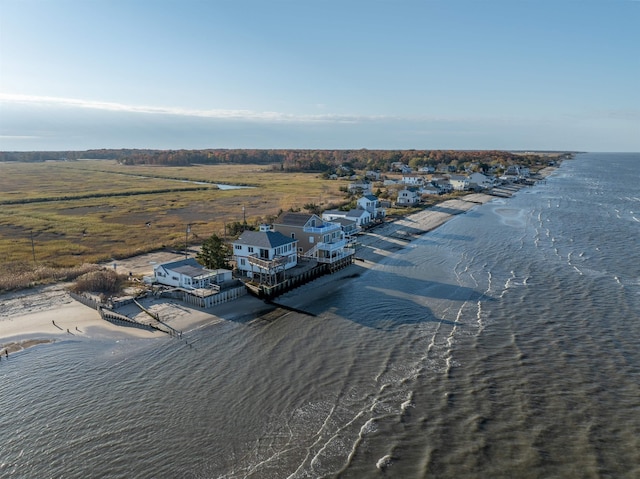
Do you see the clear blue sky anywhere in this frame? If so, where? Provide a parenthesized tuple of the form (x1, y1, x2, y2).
(1, 0, 638, 151)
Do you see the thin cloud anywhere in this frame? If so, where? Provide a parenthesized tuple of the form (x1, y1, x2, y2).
(0, 93, 490, 125)
(0, 93, 376, 124)
(0, 135, 42, 140)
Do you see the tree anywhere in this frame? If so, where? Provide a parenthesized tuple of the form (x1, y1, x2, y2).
(196, 234, 230, 270)
(303, 203, 321, 214)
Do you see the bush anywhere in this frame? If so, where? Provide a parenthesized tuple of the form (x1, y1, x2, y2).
(70, 269, 126, 294)
(0, 262, 101, 292)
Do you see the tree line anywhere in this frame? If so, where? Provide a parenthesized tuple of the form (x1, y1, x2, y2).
(0, 148, 563, 172)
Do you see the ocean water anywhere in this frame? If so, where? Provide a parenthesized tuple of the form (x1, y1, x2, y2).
(1, 153, 639, 478)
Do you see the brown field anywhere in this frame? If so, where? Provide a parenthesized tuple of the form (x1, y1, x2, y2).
(0, 161, 348, 268)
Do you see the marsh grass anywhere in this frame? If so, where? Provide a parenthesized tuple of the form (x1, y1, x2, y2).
(0, 161, 347, 268)
(0, 262, 101, 292)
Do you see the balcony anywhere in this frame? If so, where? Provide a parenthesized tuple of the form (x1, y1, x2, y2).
(303, 221, 341, 234)
(315, 247, 355, 264)
(247, 254, 288, 272)
(316, 238, 348, 253)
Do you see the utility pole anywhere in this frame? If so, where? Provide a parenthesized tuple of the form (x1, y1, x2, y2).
(242, 206, 246, 230)
(30, 230, 36, 263)
(185, 224, 191, 259)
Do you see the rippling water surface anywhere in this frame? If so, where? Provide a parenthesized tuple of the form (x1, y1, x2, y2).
(2, 153, 639, 478)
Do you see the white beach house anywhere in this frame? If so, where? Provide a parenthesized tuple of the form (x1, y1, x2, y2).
(232, 228, 298, 279)
(396, 188, 420, 205)
(153, 258, 230, 289)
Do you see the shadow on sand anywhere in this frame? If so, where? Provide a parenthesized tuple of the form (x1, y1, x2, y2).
(277, 266, 495, 332)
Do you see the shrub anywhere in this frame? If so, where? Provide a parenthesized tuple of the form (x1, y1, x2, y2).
(0, 262, 101, 292)
(69, 269, 126, 294)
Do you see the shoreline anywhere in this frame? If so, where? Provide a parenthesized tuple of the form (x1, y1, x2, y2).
(0, 171, 556, 352)
(272, 193, 496, 312)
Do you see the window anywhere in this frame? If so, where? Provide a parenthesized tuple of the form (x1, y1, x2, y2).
(240, 259, 245, 266)
(248, 246, 254, 253)
(291, 233, 296, 239)
(234, 244, 242, 250)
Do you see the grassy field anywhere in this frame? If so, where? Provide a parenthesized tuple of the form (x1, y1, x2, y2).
(0, 161, 347, 268)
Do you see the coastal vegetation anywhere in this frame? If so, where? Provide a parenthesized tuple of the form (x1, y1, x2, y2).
(0, 150, 567, 291)
(0, 161, 346, 286)
(69, 269, 128, 296)
(196, 234, 231, 270)
(0, 262, 100, 292)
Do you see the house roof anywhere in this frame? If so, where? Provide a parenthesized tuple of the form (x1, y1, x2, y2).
(157, 258, 211, 278)
(361, 194, 378, 201)
(322, 209, 346, 217)
(346, 209, 370, 219)
(432, 178, 450, 184)
(332, 217, 358, 228)
(274, 212, 315, 227)
(235, 230, 297, 249)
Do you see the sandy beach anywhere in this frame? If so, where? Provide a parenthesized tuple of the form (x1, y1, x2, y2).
(0, 283, 157, 354)
(0, 193, 494, 355)
(273, 193, 494, 310)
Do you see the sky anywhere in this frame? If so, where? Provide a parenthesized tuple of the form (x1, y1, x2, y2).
(1, 0, 638, 152)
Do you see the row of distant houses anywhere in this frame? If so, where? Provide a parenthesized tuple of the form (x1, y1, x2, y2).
(394, 172, 504, 206)
(331, 161, 529, 180)
(391, 172, 499, 191)
(351, 167, 532, 207)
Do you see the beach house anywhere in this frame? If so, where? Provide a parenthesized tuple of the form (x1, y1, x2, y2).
(419, 184, 441, 195)
(232, 227, 298, 279)
(357, 194, 386, 221)
(329, 217, 359, 241)
(272, 212, 354, 264)
(468, 172, 496, 190)
(153, 258, 229, 289)
(449, 175, 471, 191)
(396, 188, 420, 206)
(402, 173, 425, 186)
(347, 180, 372, 195)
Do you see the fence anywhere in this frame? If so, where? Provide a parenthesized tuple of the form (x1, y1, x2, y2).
(160, 285, 247, 309)
(98, 306, 160, 332)
(69, 291, 163, 334)
(68, 291, 101, 309)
